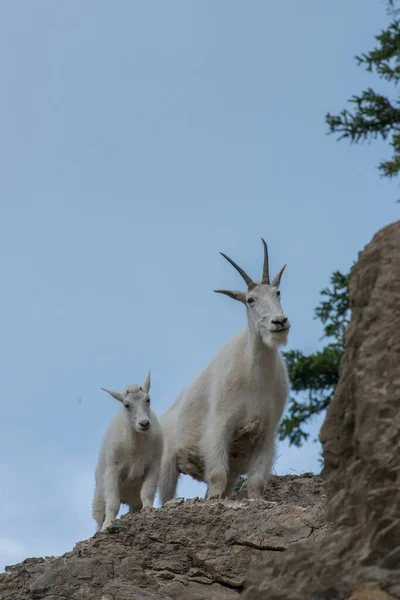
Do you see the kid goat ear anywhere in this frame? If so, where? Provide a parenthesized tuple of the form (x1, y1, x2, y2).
(100, 387, 123, 402)
(143, 370, 151, 394)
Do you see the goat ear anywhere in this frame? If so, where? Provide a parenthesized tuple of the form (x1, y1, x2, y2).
(213, 290, 247, 303)
(100, 387, 123, 402)
(142, 370, 151, 393)
(271, 264, 286, 289)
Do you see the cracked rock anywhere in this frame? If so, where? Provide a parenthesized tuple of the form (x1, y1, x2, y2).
(0, 476, 326, 599)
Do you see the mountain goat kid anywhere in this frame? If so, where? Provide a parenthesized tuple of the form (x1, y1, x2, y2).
(159, 239, 291, 503)
(92, 371, 163, 532)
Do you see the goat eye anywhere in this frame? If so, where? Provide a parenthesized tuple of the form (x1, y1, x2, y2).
(146, 398, 150, 404)
(276, 290, 281, 297)
(124, 403, 131, 410)
(247, 298, 254, 305)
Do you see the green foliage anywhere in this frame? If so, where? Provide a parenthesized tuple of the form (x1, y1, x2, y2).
(279, 271, 350, 447)
(234, 476, 246, 493)
(325, 2, 400, 180)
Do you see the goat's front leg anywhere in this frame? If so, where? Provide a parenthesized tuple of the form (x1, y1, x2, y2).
(140, 460, 160, 509)
(246, 435, 275, 499)
(101, 467, 121, 531)
(203, 427, 229, 499)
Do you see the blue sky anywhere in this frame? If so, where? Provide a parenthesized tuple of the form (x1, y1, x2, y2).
(0, 0, 398, 571)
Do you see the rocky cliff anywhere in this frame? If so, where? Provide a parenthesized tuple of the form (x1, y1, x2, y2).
(242, 220, 400, 599)
(1, 221, 399, 600)
(0, 475, 327, 600)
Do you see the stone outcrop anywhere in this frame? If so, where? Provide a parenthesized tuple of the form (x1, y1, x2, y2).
(242, 220, 400, 599)
(0, 476, 326, 600)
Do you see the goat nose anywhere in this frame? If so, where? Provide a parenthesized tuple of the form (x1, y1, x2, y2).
(139, 419, 150, 428)
(272, 317, 287, 325)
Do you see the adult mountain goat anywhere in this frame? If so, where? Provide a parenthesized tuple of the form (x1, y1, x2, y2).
(159, 240, 291, 503)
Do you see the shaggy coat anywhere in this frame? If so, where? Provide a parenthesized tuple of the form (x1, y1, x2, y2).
(159, 240, 290, 502)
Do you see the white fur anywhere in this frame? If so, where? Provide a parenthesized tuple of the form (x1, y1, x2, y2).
(92, 372, 163, 532)
(159, 242, 291, 503)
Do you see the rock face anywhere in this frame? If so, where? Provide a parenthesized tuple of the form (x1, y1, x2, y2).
(0, 476, 327, 600)
(322, 220, 400, 565)
(1, 221, 399, 600)
(242, 221, 400, 599)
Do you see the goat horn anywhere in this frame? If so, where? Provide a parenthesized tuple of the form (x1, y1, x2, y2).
(220, 252, 255, 289)
(271, 264, 287, 288)
(100, 387, 123, 402)
(261, 238, 270, 285)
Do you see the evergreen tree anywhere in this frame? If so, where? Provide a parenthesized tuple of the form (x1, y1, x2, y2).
(326, 1, 400, 180)
(280, 1, 399, 448)
(278, 272, 350, 447)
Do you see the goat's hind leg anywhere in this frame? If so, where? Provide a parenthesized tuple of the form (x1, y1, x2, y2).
(159, 451, 179, 506)
(128, 486, 142, 513)
(221, 470, 241, 499)
(247, 436, 275, 499)
(92, 486, 106, 532)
